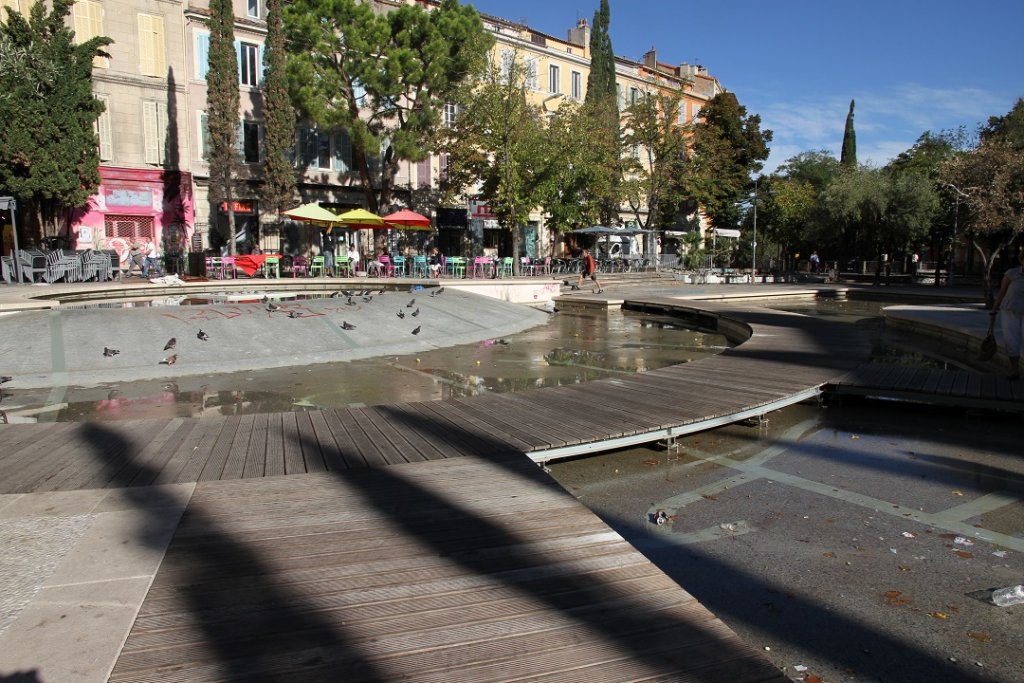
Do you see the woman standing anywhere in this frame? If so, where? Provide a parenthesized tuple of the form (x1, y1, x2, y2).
(991, 250, 1024, 380)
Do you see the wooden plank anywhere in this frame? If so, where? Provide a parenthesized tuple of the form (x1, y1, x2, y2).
(348, 407, 409, 465)
(243, 413, 269, 478)
(294, 412, 326, 473)
(220, 414, 256, 480)
(172, 416, 229, 484)
(359, 407, 437, 462)
(197, 415, 242, 482)
(281, 412, 306, 475)
(330, 408, 387, 466)
(129, 419, 199, 487)
(368, 403, 474, 460)
(264, 413, 286, 477)
(417, 400, 532, 455)
(111, 418, 187, 487)
(319, 409, 368, 470)
(307, 410, 351, 472)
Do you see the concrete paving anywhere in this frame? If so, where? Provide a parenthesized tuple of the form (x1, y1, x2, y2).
(0, 276, 1001, 683)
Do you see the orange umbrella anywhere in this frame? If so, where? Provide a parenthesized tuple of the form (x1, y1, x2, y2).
(382, 209, 431, 230)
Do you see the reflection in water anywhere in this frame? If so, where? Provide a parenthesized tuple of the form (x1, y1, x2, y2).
(3, 309, 728, 423)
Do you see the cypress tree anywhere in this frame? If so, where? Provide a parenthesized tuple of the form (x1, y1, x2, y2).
(840, 99, 857, 169)
(260, 0, 296, 217)
(583, 0, 620, 226)
(205, 0, 240, 256)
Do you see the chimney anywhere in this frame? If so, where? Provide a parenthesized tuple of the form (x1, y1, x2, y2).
(567, 17, 589, 47)
(643, 47, 657, 69)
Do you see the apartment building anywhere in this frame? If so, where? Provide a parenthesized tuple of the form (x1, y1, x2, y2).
(8, 0, 723, 262)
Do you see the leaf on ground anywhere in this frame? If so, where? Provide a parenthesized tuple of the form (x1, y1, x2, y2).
(968, 631, 992, 642)
(897, 565, 912, 572)
(822, 551, 836, 558)
(702, 494, 717, 501)
(954, 550, 974, 559)
(884, 590, 911, 606)
(804, 675, 824, 683)
(929, 611, 949, 620)
(642, 459, 659, 466)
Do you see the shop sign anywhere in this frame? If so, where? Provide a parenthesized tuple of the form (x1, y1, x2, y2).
(220, 200, 257, 215)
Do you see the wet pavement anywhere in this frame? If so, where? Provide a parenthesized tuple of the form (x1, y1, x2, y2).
(548, 400, 1024, 683)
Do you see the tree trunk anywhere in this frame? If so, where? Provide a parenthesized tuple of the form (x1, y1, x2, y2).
(973, 240, 1002, 307)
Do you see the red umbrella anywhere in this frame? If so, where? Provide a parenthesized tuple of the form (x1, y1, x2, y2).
(382, 209, 431, 230)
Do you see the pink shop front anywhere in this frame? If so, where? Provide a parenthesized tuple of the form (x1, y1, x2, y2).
(71, 167, 194, 269)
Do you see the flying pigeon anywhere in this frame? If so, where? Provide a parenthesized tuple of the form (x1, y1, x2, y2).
(411, 325, 421, 335)
(266, 302, 280, 312)
(197, 330, 209, 341)
(411, 308, 420, 317)
(406, 298, 415, 308)
(0, 376, 11, 384)
(287, 311, 301, 319)
(346, 297, 357, 306)
(103, 347, 120, 357)
(160, 354, 177, 365)
(396, 310, 405, 319)
(362, 295, 373, 303)
(164, 337, 177, 351)
(341, 321, 356, 330)
(341, 289, 354, 297)
(329, 290, 342, 298)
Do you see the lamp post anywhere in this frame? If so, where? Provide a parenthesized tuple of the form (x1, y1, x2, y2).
(752, 176, 758, 284)
(945, 183, 969, 288)
(0, 196, 21, 283)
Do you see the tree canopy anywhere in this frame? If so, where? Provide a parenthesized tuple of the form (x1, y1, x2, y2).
(284, 0, 491, 213)
(205, 0, 241, 255)
(0, 0, 110, 240)
(259, 0, 296, 217)
(840, 99, 856, 168)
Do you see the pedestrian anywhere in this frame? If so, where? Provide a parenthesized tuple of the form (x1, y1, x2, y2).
(428, 247, 443, 278)
(322, 234, 335, 277)
(810, 250, 820, 273)
(575, 248, 603, 294)
(127, 240, 145, 278)
(991, 250, 1024, 381)
(142, 238, 161, 278)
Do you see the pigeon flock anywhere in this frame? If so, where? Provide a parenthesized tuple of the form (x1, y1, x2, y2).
(93, 286, 444, 372)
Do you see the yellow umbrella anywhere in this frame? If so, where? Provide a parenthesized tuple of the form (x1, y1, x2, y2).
(336, 208, 385, 226)
(282, 202, 345, 228)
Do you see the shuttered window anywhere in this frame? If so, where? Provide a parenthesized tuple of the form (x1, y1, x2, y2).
(142, 100, 168, 165)
(138, 13, 166, 77)
(195, 31, 210, 80)
(73, 0, 108, 68)
(95, 93, 113, 160)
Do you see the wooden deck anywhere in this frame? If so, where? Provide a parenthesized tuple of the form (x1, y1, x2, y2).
(0, 298, 872, 493)
(828, 362, 1024, 410)
(106, 458, 787, 682)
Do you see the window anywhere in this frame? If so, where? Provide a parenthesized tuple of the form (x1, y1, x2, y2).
(73, 0, 107, 68)
(94, 94, 113, 160)
(198, 112, 210, 160)
(237, 41, 260, 87)
(0, 0, 30, 21)
(331, 130, 352, 172)
(137, 14, 166, 77)
(498, 50, 514, 82)
(195, 31, 210, 80)
(142, 100, 168, 165)
(298, 127, 345, 171)
(351, 78, 366, 105)
(524, 57, 538, 90)
(237, 120, 260, 164)
(571, 70, 582, 100)
(247, 0, 259, 19)
(548, 64, 560, 94)
(416, 156, 431, 189)
(443, 102, 458, 127)
(630, 87, 639, 105)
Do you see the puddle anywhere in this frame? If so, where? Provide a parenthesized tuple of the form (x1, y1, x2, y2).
(1, 308, 729, 423)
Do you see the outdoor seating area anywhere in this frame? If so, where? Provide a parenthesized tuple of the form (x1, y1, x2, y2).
(3, 248, 121, 284)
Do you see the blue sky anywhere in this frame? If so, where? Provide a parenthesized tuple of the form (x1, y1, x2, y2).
(469, 0, 1023, 173)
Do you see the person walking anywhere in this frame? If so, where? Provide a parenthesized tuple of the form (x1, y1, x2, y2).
(575, 248, 603, 294)
(141, 238, 161, 278)
(991, 250, 1024, 381)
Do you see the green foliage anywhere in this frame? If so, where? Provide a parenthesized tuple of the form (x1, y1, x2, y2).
(205, 0, 240, 254)
(284, 0, 491, 212)
(0, 0, 111, 239)
(537, 101, 606, 231)
(438, 49, 547, 269)
(621, 92, 688, 228)
(840, 99, 856, 168)
(686, 92, 772, 230)
(582, 0, 620, 224)
(584, 0, 615, 105)
(260, 0, 296, 216)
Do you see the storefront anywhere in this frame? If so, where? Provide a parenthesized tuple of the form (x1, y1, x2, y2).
(71, 167, 194, 267)
(216, 199, 260, 255)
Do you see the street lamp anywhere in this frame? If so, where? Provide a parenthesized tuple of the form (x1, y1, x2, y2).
(752, 176, 758, 284)
(945, 183, 969, 288)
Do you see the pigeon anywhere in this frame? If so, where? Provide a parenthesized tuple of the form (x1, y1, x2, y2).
(287, 311, 301, 319)
(266, 302, 280, 312)
(377, 288, 386, 295)
(160, 354, 177, 365)
(396, 310, 406, 319)
(562, 280, 570, 287)
(0, 376, 11, 384)
(103, 347, 120, 357)
(362, 295, 373, 303)
(261, 294, 269, 303)
(164, 337, 177, 351)
(406, 299, 415, 308)
(197, 330, 209, 341)
(341, 289, 354, 297)
(411, 325, 421, 335)
(329, 290, 342, 298)
(341, 321, 356, 330)
(411, 308, 420, 317)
